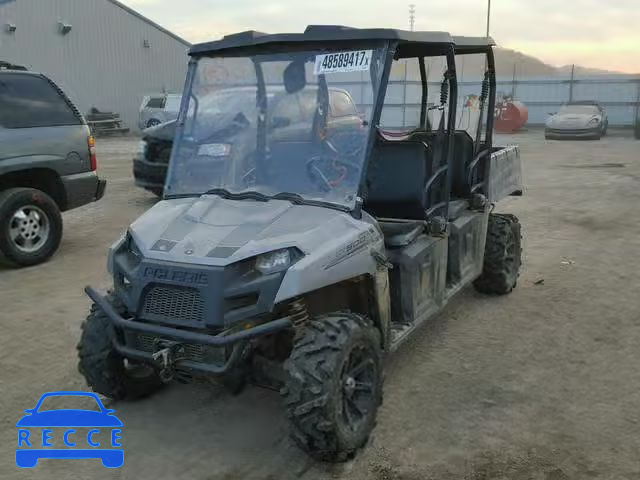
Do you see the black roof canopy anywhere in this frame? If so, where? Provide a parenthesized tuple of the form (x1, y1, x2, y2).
(453, 36, 496, 54)
(189, 25, 454, 56)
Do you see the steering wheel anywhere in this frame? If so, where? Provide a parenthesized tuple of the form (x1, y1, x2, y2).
(306, 156, 334, 191)
(306, 139, 365, 191)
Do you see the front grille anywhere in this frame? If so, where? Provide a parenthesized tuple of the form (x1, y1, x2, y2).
(142, 285, 205, 323)
(547, 128, 594, 135)
(135, 334, 206, 363)
(145, 141, 172, 164)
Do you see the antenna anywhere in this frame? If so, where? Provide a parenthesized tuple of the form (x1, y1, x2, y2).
(409, 4, 416, 31)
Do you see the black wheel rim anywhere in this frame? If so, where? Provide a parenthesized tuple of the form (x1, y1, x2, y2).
(340, 344, 376, 433)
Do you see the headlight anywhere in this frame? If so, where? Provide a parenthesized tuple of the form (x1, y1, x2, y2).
(137, 140, 148, 157)
(588, 117, 601, 126)
(255, 249, 291, 274)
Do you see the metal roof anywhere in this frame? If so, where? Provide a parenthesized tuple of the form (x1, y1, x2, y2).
(107, 0, 191, 47)
(190, 25, 454, 56)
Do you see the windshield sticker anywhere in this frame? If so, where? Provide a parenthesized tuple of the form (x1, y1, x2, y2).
(314, 50, 372, 75)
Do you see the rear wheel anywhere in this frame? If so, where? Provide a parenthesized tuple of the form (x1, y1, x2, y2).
(0, 188, 62, 267)
(77, 292, 163, 400)
(474, 214, 522, 295)
(282, 312, 382, 462)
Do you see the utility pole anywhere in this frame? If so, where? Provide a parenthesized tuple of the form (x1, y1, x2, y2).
(568, 64, 575, 102)
(409, 4, 416, 31)
(486, 0, 492, 37)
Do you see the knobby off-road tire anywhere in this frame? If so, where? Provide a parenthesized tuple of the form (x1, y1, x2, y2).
(0, 188, 62, 267)
(148, 187, 164, 198)
(77, 293, 163, 400)
(282, 313, 383, 462)
(474, 213, 522, 295)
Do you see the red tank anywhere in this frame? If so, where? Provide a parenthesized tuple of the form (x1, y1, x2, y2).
(494, 100, 529, 133)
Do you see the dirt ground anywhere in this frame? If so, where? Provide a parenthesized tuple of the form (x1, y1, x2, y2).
(1, 130, 639, 480)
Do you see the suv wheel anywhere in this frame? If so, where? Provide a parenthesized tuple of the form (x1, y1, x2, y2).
(282, 312, 382, 462)
(78, 292, 163, 400)
(474, 213, 522, 295)
(0, 188, 63, 267)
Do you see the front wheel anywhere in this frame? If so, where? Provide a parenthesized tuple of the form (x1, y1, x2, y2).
(282, 313, 382, 462)
(77, 293, 163, 400)
(474, 213, 522, 295)
(148, 187, 163, 197)
(0, 188, 63, 267)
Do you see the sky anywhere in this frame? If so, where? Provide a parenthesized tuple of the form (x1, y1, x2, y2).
(124, 0, 640, 74)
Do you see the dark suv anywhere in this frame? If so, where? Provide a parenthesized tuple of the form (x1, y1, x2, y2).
(134, 86, 363, 196)
(0, 67, 106, 266)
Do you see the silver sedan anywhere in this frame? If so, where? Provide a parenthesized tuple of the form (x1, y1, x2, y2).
(545, 102, 608, 140)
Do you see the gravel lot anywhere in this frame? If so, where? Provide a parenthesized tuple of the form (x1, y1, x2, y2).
(1, 130, 639, 480)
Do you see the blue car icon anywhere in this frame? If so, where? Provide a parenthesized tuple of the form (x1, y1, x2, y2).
(16, 391, 123, 468)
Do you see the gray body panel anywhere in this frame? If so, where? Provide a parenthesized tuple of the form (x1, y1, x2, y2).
(385, 208, 488, 350)
(0, 124, 92, 176)
(112, 196, 383, 328)
(487, 145, 523, 203)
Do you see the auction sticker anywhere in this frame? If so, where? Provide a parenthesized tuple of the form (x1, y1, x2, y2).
(314, 50, 372, 74)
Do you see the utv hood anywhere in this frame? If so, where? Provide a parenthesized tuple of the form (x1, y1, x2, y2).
(128, 195, 361, 266)
(142, 120, 176, 141)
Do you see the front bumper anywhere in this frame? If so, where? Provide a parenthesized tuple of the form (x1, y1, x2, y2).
(61, 171, 107, 211)
(133, 156, 167, 191)
(85, 286, 292, 374)
(545, 126, 601, 139)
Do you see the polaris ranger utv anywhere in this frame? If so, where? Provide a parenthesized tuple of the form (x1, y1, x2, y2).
(78, 27, 523, 461)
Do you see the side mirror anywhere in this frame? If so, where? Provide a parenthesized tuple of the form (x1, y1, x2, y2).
(24, 409, 33, 414)
(105, 409, 115, 415)
(271, 116, 291, 129)
(283, 60, 307, 94)
(548, 112, 556, 116)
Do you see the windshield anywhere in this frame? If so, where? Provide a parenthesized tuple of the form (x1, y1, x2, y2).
(558, 105, 600, 115)
(165, 46, 387, 209)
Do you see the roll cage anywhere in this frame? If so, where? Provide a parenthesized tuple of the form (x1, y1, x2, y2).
(179, 27, 496, 225)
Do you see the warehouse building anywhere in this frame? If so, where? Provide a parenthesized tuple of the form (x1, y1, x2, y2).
(0, 0, 191, 131)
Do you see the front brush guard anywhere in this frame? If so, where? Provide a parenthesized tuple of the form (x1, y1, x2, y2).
(85, 286, 292, 375)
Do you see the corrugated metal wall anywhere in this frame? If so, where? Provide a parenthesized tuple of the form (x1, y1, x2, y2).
(355, 76, 640, 128)
(0, 0, 190, 131)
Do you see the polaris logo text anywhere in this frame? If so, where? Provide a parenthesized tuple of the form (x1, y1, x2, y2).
(143, 267, 208, 285)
